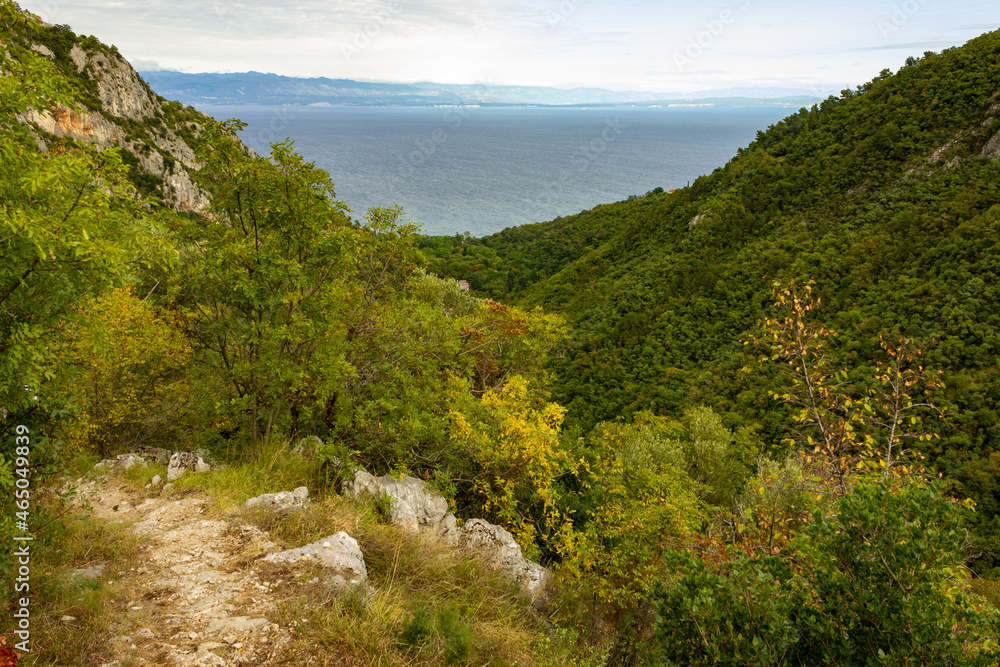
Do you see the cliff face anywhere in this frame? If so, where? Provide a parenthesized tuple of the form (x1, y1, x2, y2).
(15, 21, 212, 212)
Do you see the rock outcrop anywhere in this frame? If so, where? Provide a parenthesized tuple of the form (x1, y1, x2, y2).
(343, 470, 460, 545)
(245, 487, 310, 513)
(167, 451, 212, 482)
(94, 453, 148, 471)
(982, 130, 1000, 160)
(263, 532, 368, 589)
(21, 28, 212, 213)
(459, 519, 550, 600)
(343, 469, 550, 599)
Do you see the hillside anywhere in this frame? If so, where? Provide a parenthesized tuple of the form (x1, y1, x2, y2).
(5, 4, 1000, 665)
(5, 17, 214, 209)
(425, 33, 1000, 572)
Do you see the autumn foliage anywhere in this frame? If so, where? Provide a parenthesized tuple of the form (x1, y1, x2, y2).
(51, 286, 192, 456)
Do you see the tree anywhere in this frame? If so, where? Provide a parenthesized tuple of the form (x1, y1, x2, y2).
(748, 279, 942, 491)
(173, 121, 383, 443)
(1, 3, 174, 419)
(0, 0, 173, 597)
(449, 375, 573, 553)
(48, 286, 193, 456)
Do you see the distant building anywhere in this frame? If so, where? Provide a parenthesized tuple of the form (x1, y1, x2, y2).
(458, 280, 470, 292)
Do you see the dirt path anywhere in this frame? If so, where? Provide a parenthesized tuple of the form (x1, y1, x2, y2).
(71, 472, 296, 667)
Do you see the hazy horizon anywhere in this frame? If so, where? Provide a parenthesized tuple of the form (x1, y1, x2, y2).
(16, 0, 1000, 97)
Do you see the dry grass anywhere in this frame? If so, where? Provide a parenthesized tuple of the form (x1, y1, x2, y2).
(219, 457, 579, 666)
(18, 446, 588, 667)
(16, 505, 148, 666)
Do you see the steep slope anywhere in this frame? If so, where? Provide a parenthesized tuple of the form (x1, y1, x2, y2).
(429, 31, 1000, 571)
(5, 17, 212, 210)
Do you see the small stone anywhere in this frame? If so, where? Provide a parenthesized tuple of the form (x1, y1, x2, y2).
(151, 475, 162, 486)
(198, 641, 225, 652)
(189, 632, 198, 640)
(130, 606, 142, 610)
(60, 615, 77, 623)
(136, 628, 154, 638)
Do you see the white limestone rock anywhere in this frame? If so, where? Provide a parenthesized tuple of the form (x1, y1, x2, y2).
(262, 532, 367, 588)
(94, 453, 148, 471)
(343, 470, 459, 545)
(167, 451, 211, 482)
(245, 487, 309, 513)
(460, 518, 550, 600)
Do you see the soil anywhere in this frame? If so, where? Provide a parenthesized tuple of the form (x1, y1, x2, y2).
(69, 471, 299, 667)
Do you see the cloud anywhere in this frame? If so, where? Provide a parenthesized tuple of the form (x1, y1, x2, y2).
(855, 40, 962, 52)
(16, 0, 1000, 94)
(129, 58, 174, 71)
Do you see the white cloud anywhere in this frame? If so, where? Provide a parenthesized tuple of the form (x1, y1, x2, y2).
(17, 0, 1000, 93)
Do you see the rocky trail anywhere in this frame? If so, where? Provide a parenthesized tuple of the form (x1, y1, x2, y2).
(70, 469, 297, 666)
(62, 448, 549, 667)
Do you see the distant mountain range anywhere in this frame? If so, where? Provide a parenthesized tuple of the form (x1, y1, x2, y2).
(136, 70, 823, 109)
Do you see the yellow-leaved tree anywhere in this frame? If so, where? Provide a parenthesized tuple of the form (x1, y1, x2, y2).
(449, 375, 573, 556)
(51, 286, 193, 456)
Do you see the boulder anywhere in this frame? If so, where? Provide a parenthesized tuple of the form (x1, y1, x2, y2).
(343, 470, 459, 545)
(460, 518, 550, 600)
(94, 453, 148, 471)
(167, 451, 211, 482)
(245, 487, 309, 513)
(128, 445, 173, 466)
(262, 532, 367, 588)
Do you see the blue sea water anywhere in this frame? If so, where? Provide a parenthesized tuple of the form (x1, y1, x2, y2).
(196, 105, 794, 237)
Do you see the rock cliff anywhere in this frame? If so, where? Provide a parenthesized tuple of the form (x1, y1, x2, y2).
(13, 19, 213, 212)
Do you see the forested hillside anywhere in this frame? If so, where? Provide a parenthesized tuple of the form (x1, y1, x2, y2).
(425, 31, 1000, 574)
(4, 3, 1000, 664)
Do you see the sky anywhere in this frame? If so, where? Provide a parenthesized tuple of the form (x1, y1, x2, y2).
(17, 0, 1000, 95)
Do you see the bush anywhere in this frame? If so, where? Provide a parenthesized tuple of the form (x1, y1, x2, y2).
(652, 480, 1000, 666)
(48, 286, 193, 456)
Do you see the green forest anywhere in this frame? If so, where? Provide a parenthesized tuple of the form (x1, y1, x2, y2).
(4, 2, 1000, 664)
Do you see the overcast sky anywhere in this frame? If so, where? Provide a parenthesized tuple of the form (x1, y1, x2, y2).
(18, 0, 1000, 94)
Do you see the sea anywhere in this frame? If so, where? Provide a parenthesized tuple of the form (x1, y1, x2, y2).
(195, 105, 794, 238)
